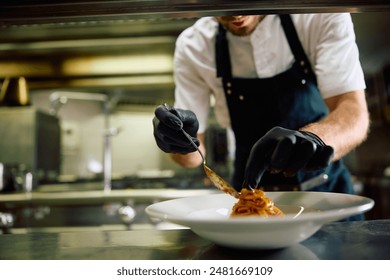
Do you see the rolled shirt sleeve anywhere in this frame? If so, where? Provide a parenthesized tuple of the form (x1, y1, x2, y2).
(308, 13, 366, 98)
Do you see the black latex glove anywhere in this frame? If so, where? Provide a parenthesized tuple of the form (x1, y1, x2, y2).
(244, 126, 334, 188)
(153, 104, 200, 153)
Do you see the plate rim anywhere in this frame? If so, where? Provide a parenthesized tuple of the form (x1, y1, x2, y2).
(145, 191, 375, 227)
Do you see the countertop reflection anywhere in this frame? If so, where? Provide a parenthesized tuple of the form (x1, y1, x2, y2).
(1, 219, 389, 260)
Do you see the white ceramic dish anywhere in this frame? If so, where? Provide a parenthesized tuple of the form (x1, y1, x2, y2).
(146, 191, 374, 249)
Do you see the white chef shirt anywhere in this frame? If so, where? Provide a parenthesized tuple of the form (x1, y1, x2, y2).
(173, 13, 366, 133)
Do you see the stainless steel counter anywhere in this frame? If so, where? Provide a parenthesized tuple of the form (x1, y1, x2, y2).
(1, 219, 389, 260)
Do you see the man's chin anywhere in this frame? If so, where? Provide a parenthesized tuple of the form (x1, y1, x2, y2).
(227, 26, 251, 36)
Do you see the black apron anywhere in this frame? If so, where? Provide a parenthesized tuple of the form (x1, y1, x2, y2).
(215, 15, 362, 221)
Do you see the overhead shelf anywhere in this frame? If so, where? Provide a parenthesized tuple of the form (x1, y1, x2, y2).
(1, 0, 390, 26)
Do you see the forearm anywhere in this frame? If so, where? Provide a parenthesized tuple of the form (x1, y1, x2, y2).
(300, 90, 369, 161)
(171, 133, 205, 168)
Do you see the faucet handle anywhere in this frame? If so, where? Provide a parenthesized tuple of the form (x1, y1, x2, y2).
(0, 212, 14, 234)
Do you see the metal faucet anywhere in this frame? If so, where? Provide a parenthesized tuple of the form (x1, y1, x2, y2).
(0, 212, 14, 234)
(49, 91, 120, 192)
(103, 126, 121, 192)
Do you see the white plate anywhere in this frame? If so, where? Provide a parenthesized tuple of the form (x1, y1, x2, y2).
(146, 191, 374, 249)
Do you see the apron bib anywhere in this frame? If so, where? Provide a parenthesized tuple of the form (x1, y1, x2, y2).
(215, 15, 360, 220)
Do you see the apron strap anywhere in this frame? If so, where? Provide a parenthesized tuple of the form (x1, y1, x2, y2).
(215, 24, 232, 80)
(279, 15, 317, 83)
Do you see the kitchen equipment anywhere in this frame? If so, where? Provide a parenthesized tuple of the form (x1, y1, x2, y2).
(0, 163, 13, 192)
(146, 191, 375, 249)
(0, 163, 24, 193)
(163, 104, 239, 198)
(0, 107, 60, 186)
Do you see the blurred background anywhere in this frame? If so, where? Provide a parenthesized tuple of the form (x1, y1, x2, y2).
(0, 2, 389, 233)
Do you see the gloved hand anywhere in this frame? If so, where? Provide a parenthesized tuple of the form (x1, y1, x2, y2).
(244, 126, 334, 188)
(153, 104, 200, 153)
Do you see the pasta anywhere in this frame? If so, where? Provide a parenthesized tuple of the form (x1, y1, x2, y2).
(230, 189, 284, 217)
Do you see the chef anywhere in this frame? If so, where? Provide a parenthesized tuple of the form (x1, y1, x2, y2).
(153, 14, 369, 220)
